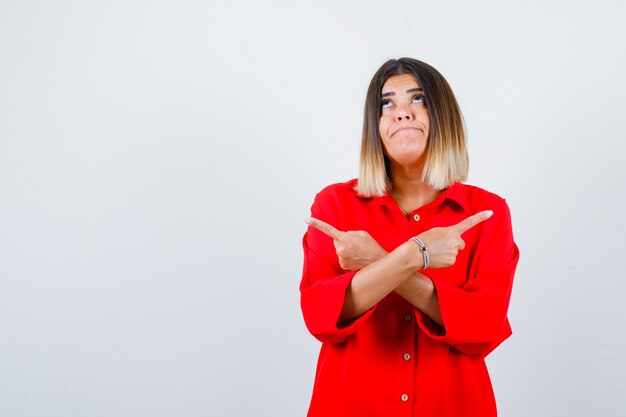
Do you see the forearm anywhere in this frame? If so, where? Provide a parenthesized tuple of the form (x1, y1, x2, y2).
(394, 273, 443, 326)
(338, 242, 422, 325)
(340, 246, 443, 327)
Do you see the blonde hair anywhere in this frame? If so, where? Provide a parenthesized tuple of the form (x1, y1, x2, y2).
(356, 58, 469, 196)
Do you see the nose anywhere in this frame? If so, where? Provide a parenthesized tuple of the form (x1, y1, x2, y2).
(395, 103, 414, 121)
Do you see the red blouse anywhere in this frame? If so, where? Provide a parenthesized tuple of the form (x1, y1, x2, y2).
(300, 179, 519, 417)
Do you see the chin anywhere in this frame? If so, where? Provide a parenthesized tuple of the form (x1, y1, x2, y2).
(388, 154, 426, 169)
(389, 147, 426, 161)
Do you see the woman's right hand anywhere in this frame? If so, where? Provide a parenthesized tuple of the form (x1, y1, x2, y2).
(305, 217, 388, 271)
(416, 210, 493, 269)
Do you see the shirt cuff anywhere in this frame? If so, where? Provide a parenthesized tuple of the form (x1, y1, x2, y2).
(301, 270, 376, 344)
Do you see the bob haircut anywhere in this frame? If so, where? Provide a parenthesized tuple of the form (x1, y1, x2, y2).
(356, 57, 469, 196)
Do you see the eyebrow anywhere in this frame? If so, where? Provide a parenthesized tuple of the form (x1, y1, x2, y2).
(381, 87, 424, 98)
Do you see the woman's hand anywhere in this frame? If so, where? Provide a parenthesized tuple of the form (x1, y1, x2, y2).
(306, 210, 493, 271)
(305, 218, 387, 271)
(304, 210, 494, 326)
(416, 210, 493, 269)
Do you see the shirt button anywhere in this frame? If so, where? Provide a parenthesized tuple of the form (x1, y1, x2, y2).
(413, 214, 420, 221)
(401, 394, 409, 402)
(404, 314, 412, 322)
(403, 353, 411, 361)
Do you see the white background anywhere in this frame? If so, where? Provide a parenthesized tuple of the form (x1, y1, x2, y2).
(1, 1, 625, 416)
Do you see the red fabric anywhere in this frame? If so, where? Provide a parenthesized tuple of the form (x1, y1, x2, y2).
(300, 179, 519, 417)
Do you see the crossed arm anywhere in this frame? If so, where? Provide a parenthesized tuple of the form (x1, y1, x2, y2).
(305, 211, 493, 327)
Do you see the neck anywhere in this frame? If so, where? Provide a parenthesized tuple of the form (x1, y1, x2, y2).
(388, 164, 441, 213)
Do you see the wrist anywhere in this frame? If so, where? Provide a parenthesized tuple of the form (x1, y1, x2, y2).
(401, 241, 425, 270)
(409, 237, 429, 270)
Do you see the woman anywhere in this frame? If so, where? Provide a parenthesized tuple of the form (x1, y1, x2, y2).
(300, 58, 519, 417)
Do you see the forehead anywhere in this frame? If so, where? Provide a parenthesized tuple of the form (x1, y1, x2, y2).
(381, 73, 420, 93)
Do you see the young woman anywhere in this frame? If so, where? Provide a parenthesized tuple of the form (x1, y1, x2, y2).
(300, 58, 519, 417)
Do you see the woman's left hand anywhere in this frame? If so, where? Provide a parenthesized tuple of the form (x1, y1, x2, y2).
(305, 217, 387, 271)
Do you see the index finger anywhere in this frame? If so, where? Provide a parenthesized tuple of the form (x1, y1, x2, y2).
(304, 217, 345, 240)
(452, 210, 493, 234)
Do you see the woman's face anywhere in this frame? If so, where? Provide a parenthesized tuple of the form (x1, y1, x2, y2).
(379, 73, 430, 171)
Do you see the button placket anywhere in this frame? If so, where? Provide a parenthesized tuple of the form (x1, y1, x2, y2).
(398, 312, 415, 410)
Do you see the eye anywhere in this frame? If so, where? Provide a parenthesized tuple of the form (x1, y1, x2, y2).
(381, 100, 393, 109)
(412, 95, 425, 104)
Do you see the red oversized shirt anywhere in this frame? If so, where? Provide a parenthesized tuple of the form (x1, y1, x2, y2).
(300, 179, 519, 417)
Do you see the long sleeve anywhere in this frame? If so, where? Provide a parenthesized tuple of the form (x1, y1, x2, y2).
(414, 197, 520, 357)
(299, 192, 376, 344)
(301, 180, 518, 417)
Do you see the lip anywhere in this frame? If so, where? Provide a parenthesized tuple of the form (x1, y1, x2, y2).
(392, 126, 421, 136)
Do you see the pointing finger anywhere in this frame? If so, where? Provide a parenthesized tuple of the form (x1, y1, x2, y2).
(453, 210, 493, 234)
(304, 217, 345, 240)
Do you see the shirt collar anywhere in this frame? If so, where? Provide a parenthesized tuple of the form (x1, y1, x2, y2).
(356, 181, 470, 213)
(439, 182, 470, 213)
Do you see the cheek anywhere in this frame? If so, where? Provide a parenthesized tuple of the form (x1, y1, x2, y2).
(419, 111, 430, 132)
(378, 116, 391, 139)
(378, 126, 391, 150)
